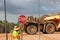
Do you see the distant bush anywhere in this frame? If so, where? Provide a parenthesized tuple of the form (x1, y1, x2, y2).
(0, 20, 18, 33)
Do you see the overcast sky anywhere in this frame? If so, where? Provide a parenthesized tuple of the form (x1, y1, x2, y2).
(0, 0, 60, 23)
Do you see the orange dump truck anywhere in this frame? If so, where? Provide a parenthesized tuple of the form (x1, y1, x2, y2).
(18, 15, 60, 34)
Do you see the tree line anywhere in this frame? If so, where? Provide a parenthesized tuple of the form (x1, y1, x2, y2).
(0, 20, 18, 33)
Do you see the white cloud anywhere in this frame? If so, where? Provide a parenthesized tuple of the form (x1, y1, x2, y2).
(0, 11, 18, 23)
(0, 11, 4, 20)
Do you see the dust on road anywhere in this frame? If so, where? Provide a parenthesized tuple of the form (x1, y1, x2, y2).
(0, 32, 60, 40)
(23, 32, 60, 40)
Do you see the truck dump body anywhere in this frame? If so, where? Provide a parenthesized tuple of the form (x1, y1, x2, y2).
(44, 15, 60, 26)
(44, 15, 60, 21)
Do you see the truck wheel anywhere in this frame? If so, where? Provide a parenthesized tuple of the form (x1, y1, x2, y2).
(26, 24, 38, 35)
(45, 23, 55, 34)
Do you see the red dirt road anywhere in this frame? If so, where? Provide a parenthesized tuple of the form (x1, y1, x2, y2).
(0, 32, 60, 40)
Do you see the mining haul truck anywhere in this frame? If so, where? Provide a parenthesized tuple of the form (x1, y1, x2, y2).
(18, 15, 60, 34)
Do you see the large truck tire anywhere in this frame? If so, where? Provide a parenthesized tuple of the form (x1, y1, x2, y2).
(45, 23, 55, 34)
(25, 24, 38, 35)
